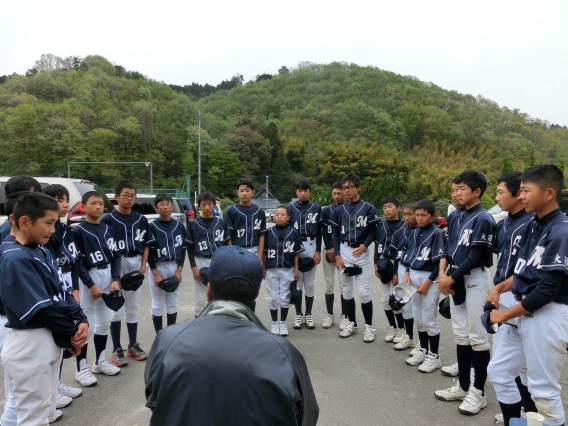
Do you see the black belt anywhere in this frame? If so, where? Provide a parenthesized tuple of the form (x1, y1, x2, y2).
(123, 252, 139, 258)
(196, 255, 212, 259)
(61, 265, 72, 274)
(342, 241, 360, 248)
(95, 264, 108, 270)
(514, 294, 527, 302)
(300, 236, 314, 241)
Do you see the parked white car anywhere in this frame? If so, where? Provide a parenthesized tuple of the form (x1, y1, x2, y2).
(487, 204, 509, 224)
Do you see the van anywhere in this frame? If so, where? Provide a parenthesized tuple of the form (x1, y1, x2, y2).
(0, 177, 113, 226)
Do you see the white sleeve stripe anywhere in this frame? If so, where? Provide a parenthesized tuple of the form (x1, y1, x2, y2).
(20, 299, 52, 321)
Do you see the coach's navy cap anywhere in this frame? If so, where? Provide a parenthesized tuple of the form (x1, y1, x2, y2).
(208, 246, 262, 292)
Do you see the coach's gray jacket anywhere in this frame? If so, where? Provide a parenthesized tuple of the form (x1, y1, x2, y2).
(144, 300, 319, 426)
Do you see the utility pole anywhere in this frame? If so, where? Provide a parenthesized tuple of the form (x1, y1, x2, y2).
(265, 176, 269, 201)
(198, 110, 202, 193)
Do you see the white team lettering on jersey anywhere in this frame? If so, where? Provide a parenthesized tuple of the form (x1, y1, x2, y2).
(458, 229, 473, 246)
(356, 216, 367, 227)
(416, 247, 431, 261)
(134, 229, 146, 242)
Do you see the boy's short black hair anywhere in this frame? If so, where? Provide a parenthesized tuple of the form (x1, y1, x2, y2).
(331, 181, 343, 191)
(5, 176, 41, 197)
(13, 192, 58, 229)
(497, 171, 522, 197)
(43, 184, 69, 200)
(451, 175, 461, 185)
(154, 193, 173, 206)
(4, 198, 17, 217)
(382, 196, 401, 207)
(114, 181, 137, 195)
(415, 199, 436, 215)
(521, 164, 564, 202)
(454, 170, 488, 197)
(197, 192, 217, 206)
(210, 278, 257, 309)
(341, 173, 360, 187)
(403, 201, 417, 210)
(275, 205, 288, 214)
(237, 178, 254, 191)
(82, 191, 104, 204)
(295, 178, 312, 191)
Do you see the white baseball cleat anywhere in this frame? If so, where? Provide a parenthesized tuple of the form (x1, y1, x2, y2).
(458, 386, 487, 415)
(271, 321, 280, 335)
(339, 322, 359, 338)
(385, 326, 396, 342)
(434, 379, 468, 401)
(418, 352, 442, 373)
(322, 314, 334, 329)
(279, 321, 289, 336)
(363, 324, 375, 343)
(394, 334, 415, 350)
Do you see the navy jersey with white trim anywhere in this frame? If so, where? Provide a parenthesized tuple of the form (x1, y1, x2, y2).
(390, 223, 416, 261)
(0, 221, 11, 243)
(321, 203, 342, 251)
(225, 204, 266, 247)
(72, 222, 118, 270)
(264, 225, 304, 269)
(493, 211, 534, 285)
(287, 201, 322, 251)
(149, 219, 186, 264)
(447, 204, 495, 267)
(403, 224, 446, 271)
(0, 243, 69, 329)
(45, 220, 79, 268)
(330, 200, 379, 254)
(374, 219, 405, 261)
(101, 210, 155, 255)
(185, 217, 230, 257)
(512, 209, 568, 302)
(0, 235, 17, 316)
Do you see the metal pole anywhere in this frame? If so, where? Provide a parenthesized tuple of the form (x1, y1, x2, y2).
(198, 110, 201, 193)
(265, 176, 269, 201)
(67, 162, 70, 178)
(150, 162, 153, 194)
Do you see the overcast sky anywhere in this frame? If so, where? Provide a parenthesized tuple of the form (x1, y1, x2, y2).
(1, 0, 567, 125)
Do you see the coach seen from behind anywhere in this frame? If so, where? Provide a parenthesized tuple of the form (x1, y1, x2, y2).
(144, 245, 319, 426)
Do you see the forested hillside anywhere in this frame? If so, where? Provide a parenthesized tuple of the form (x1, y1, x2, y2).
(0, 55, 566, 208)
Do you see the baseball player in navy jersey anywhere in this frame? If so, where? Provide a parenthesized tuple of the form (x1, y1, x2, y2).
(374, 196, 406, 342)
(101, 181, 155, 367)
(435, 170, 496, 415)
(287, 178, 322, 330)
(263, 206, 303, 336)
(225, 178, 267, 259)
(0, 193, 88, 425)
(186, 192, 231, 316)
(402, 200, 446, 373)
(390, 201, 419, 351)
(320, 182, 346, 329)
(73, 191, 123, 387)
(148, 194, 186, 333)
(487, 165, 568, 426)
(44, 184, 85, 405)
(330, 173, 379, 342)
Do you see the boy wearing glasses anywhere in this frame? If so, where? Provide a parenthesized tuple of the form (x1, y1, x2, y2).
(330, 173, 380, 342)
(148, 194, 186, 333)
(102, 181, 155, 367)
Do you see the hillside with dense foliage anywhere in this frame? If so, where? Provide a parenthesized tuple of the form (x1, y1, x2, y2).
(0, 55, 566, 207)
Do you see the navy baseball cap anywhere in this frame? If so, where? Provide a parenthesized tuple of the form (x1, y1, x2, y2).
(208, 246, 263, 292)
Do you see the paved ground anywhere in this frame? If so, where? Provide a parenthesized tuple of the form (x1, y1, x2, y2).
(0, 262, 566, 425)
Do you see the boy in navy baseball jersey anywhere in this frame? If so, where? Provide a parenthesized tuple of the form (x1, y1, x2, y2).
(320, 182, 346, 329)
(263, 206, 303, 336)
(186, 191, 230, 316)
(402, 200, 446, 373)
(148, 193, 186, 333)
(102, 181, 155, 366)
(73, 191, 123, 386)
(0, 176, 42, 242)
(435, 170, 495, 415)
(374, 196, 406, 342)
(0, 193, 88, 425)
(287, 178, 322, 330)
(487, 165, 568, 426)
(330, 173, 380, 342)
(44, 184, 84, 404)
(390, 201, 419, 352)
(225, 178, 266, 260)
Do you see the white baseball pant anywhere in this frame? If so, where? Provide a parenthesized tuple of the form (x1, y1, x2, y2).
(0, 315, 16, 426)
(339, 243, 372, 304)
(449, 267, 490, 351)
(148, 261, 180, 316)
(80, 266, 113, 337)
(397, 263, 413, 319)
(297, 238, 317, 297)
(322, 256, 339, 295)
(2, 328, 62, 426)
(488, 301, 568, 425)
(409, 268, 441, 335)
(193, 257, 210, 316)
(265, 267, 294, 310)
(112, 255, 143, 323)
